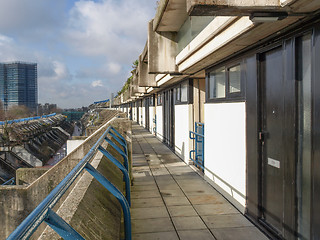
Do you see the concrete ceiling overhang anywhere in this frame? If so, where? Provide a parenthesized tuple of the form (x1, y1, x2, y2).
(153, 0, 188, 32)
(153, 0, 320, 33)
(178, 15, 304, 75)
(187, 0, 320, 16)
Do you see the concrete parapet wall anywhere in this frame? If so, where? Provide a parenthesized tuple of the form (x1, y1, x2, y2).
(16, 168, 48, 185)
(0, 113, 132, 240)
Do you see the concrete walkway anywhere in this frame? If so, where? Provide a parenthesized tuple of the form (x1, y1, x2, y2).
(131, 123, 268, 240)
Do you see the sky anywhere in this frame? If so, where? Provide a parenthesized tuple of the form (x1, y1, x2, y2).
(0, 0, 158, 108)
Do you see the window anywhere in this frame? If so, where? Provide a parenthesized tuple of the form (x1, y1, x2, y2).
(175, 80, 190, 104)
(181, 82, 188, 102)
(207, 62, 243, 101)
(150, 95, 154, 106)
(176, 87, 181, 101)
(228, 64, 241, 93)
(157, 93, 162, 105)
(209, 67, 225, 99)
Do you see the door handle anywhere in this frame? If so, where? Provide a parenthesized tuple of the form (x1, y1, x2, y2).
(259, 131, 268, 142)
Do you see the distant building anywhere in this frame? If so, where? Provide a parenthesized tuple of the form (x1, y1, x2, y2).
(0, 62, 38, 112)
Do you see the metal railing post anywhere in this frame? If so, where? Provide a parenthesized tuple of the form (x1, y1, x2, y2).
(104, 136, 129, 171)
(98, 145, 131, 206)
(85, 163, 131, 240)
(44, 208, 84, 240)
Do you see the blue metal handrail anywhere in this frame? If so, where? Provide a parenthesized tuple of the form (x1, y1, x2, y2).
(2, 177, 15, 185)
(0, 113, 57, 126)
(7, 125, 131, 240)
(189, 122, 204, 171)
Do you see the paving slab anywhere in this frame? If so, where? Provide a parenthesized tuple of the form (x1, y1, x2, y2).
(178, 229, 216, 240)
(133, 231, 179, 240)
(163, 196, 191, 206)
(211, 227, 269, 240)
(131, 207, 169, 219)
(167, 205, 198, 217)
(194, 204, 239, 215)
(132, 218, 174, 234)
(131, 190, 161, 199)
(202, 214, 254, 229)
(172, 216, 207, 230)
(132, 198, 165, 208)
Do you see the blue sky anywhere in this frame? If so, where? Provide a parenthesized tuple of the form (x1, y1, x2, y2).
(0, 0, 158, 108)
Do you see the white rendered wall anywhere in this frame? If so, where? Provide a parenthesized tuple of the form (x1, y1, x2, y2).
(67, 140, 85, 155)
(156, 106, 163, 140)
(132, 106, 137, 122)
(174, 104, 190, 163)
(204, 102, 246, 212)
(140, 106, 145, 127)
(149, 107, 155, 134)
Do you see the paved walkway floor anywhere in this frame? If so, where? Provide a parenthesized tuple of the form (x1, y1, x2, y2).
(131, 123, 268, 240)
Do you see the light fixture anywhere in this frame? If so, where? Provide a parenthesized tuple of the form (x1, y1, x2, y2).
(249, 12, 288, 23)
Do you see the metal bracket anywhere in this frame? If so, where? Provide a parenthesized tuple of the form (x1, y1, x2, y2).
(85, 163, 131, 240)
(45, 208, 84, 240)
(104, 136, 129, 171)
(98, 145, 131, 206)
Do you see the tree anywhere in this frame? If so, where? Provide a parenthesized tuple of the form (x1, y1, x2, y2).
(6, 105, 31, 119)
(0, 100, 4, 121)
(117, 60, 138, 96)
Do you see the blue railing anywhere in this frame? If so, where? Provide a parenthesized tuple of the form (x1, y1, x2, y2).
(94, 99, 110, 104)
(2, 177, 15, 185)
(0, 113, 57, 126)
(189, 122, 204, 171)
(7, 125, 131, 240)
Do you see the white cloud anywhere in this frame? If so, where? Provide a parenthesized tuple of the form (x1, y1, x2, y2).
(0, 34, 13, 45)
(107, 62, 121, 75)
(91, 80, 103, 87)
(66, 0, 155, 61)
(0, 0, 158, 108)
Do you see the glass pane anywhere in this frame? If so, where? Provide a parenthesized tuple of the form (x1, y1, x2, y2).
(209, 67, 225, 98)
(177, 16, 215, 53)
(181, 82, 188, 102)
(229, 64, 241, 93)
(176, 87, 180, 101)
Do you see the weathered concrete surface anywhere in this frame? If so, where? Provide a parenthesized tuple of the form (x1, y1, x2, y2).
(0, 111, 132, 240)
(16, 168, 48, 185)
(148, 19, 178, 74)
(138, 47, 157, 87)
(153, 0, 187, 32)
(186, 0, 320, 15)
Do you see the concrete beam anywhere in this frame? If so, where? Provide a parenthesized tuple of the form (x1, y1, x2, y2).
(130, 70, 146, 97)
(148, 20, 179, 74)
(138, 54, 157, 87)
(187, 0, 289, 16)
(153, 0, 188, 32)
(186, 0, 320, 15)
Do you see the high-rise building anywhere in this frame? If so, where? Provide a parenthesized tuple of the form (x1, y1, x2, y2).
(0, 62, 37, 112)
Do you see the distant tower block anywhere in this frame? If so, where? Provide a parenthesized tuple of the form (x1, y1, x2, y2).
(0, 62, 38, 112)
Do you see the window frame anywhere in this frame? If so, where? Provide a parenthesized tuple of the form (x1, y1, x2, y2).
(206, 60, 245, 103)
(174, 79, 193, 105)
(157, 92, 163, 106)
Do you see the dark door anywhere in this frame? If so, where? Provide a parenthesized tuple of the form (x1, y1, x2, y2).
(145, 98, 150, 130)
(163, 89, 174, 148)
(259, 47, 285, 235)
(136, 102, 139, 123)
